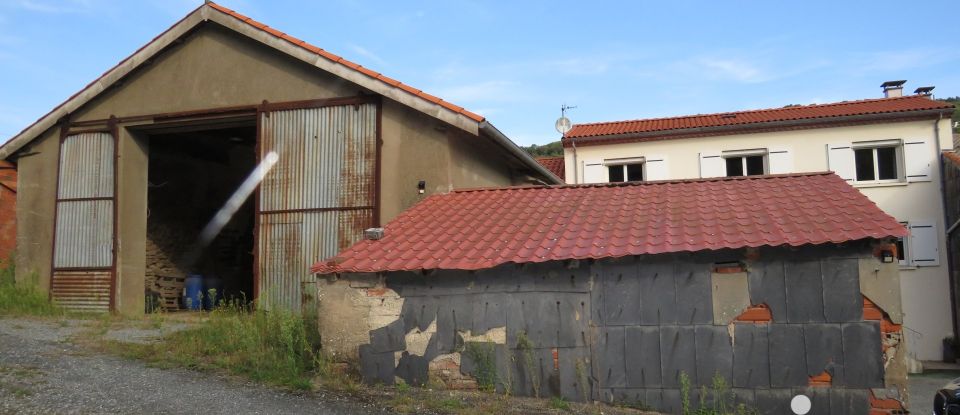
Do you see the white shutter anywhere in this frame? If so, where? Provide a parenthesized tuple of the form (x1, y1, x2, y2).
(827, 143, 855, 182)
(582, 159, 606, 183)
(699, 151, 724, 178)
(903, 139, 932, 182)
(909, 220, 940, 266)
(767, 147, 793, 174)
(644, 155, 668, 181)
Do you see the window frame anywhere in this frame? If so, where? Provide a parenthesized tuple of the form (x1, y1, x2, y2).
(603, 157, 645, 183)
(897, 221, 910, 268)
(851, 140, 904, 184)
(721, 148, 768, 177)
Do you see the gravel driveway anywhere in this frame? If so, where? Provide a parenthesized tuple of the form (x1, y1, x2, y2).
(0, 318, 393, 415)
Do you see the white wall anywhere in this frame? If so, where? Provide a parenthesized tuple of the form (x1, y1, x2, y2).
(564, 118, 954, 360)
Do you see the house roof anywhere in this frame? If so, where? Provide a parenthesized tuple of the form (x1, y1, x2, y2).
(944, 150, 960, 168)
(534, 156, 565, 179)
(312, 172, 905, 274)
(0, 3, 560, 183)
(564, 95, 954, 143)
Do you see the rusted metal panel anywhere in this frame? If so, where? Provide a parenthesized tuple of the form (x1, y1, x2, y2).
(50, 131, 116, 312)
(257, 103, 377, 310)
(53, 200, 113, 268)
(50, 270, 111, 312)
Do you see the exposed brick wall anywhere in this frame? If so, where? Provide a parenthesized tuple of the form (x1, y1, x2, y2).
(0, 165, 17, 262)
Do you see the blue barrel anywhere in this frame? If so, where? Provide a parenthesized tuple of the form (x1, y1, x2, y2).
(203, 276, 223, 310)
(183, 274, 204, 311)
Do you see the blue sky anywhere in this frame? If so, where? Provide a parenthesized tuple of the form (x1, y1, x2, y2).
(1, 0, 958, 146)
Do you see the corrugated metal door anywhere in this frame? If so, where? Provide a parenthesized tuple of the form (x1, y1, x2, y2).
(256, 102, 378, 310)
(51, 131, 116, 312)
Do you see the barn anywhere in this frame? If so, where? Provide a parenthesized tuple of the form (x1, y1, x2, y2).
(312, 172, 910, 414)
(0, 3, 557, 314)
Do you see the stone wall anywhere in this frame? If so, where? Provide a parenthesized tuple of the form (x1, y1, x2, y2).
(316, 242, 906, 414)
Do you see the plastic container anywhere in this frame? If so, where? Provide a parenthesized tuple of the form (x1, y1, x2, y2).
(203, 276, 223, 310)
(183, 274, 204, 311)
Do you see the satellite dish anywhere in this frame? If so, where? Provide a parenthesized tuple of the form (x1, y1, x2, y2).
(555, 116, 572, 135)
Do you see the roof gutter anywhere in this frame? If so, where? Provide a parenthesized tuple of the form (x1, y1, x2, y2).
(564, 108, 956, 147)
(479, 121, 563, 184)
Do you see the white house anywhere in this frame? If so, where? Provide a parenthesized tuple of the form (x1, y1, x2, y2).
(558, 81, 955, 360)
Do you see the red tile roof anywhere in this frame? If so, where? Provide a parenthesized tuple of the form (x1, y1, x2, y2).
(534, 156, 565, 179)
(205, 3, 484, 123)
(565, 95, 954, 140)
(312, 172, 905, 274)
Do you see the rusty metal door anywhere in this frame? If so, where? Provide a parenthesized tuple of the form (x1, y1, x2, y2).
(256, 99, 379, 310)
(51, 131, 116, 312)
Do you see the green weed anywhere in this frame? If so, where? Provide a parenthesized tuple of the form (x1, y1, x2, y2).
(0, 259, 62, 317)
(680, 371, 759, 415)
(463, 342, 497, 391)
(549, 396, 571, 411)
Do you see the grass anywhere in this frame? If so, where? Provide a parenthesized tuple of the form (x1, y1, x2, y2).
(0, 258, 62, 317)
(549, 396, 571, 411)
(680, 372, 758, 415)
(104, 301, 323, 390)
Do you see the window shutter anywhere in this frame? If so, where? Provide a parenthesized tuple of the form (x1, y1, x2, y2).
(767, 147, 793, 174)
(582, 159, 606, 183)
(645, 155, 668, 181)
(903, 139, 931, 182)
(699, 151, 724, 178)
(826, 143, 855, 181)
(909, 220, 940, 266)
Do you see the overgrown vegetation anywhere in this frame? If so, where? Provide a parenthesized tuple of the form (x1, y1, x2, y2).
(0, 258, 62, 316)
(515, 331, 540, 398)
(679, 372, 757, 415)
(105, 301, 325, 390)
(941, 97, 960, 133)
(522, 141, 563, 158)
(464, 342, 497, 391)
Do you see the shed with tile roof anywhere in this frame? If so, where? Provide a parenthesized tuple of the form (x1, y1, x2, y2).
(1, 2, 558, 315)
(312, 172, 910, 413)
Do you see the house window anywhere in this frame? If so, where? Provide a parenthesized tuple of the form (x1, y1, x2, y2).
(896, 222, 909, 267)
(608, 163, 643, 182)
(854, 144, 900, 182)
(725, 155, 765, 177)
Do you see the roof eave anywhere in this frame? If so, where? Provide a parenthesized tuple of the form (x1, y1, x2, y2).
(563, 108, 954, 147)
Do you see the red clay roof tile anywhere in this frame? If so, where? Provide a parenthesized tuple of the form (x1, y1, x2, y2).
(312, 172, 904, 274)
(944, 150, 960, 168)
(566, 95, 954, 141)
(534, 156, 565, 179)
(206, 2, 486, 123)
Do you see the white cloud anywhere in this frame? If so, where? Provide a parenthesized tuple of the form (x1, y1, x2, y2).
(695, 57, 768, 83)
(346, 43, 385, 66)
(432, 80, 521, 103)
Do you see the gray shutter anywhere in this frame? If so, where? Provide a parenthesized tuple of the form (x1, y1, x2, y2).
(582, 159, 606, 183)
(909, 220, 939, 266)
(827, 143, 855, 181)
(644, 155, 668, 181)
(903, 139, 932, 182)
(699, 151, 724, 178)
(767, 147, 793, 174)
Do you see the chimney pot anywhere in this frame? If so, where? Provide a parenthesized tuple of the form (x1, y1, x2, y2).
(881, 80, 907, 98)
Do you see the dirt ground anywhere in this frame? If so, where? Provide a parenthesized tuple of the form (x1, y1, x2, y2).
(0, 316, 653, 415)
(0, 317, 391, 415)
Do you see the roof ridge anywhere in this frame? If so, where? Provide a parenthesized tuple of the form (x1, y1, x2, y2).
(205, 2, 484, 123)
(450, 171, 834, 193)
(570, 95, 948, 128)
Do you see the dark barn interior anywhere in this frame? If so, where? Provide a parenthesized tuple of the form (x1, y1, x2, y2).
(145, 125, 257, 309)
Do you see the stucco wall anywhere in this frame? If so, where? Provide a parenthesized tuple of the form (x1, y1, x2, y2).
(318, 243, 906, 414)
(11, 22, 522, 313)
(564, 118, 952, 360)
(14, 128, 58, 289)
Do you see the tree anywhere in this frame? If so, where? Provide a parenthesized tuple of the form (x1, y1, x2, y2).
(522, 141, 563, 157)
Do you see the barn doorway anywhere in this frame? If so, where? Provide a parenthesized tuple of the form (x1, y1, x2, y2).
(144, 123, 257, 311)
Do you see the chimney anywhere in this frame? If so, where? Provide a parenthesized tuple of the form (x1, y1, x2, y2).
(914, 86, 935, 97)
(881, 80, 906, 98)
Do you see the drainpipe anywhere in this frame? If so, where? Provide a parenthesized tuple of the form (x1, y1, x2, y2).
(570, 136, 578, 184)
(935, 112, 960, 344)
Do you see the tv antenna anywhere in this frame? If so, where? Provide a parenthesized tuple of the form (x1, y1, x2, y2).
(555, 104, 576, 137)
